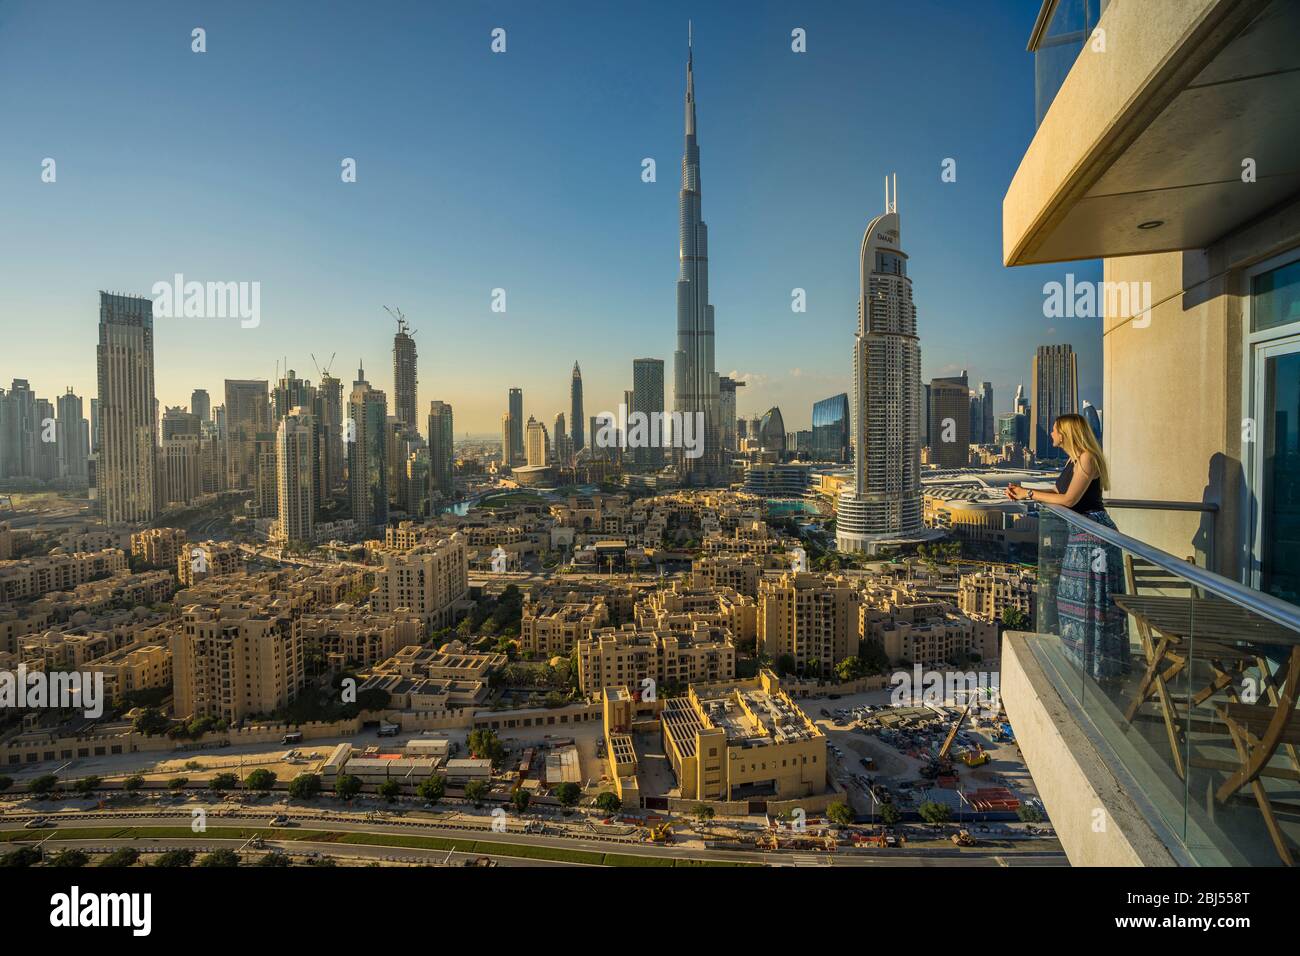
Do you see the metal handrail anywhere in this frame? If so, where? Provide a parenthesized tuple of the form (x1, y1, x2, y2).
(1040, 502, 1300, 633)
(1105, 499, 1218, 514)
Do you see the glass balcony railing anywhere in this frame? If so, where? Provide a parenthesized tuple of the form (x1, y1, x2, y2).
(1032, 502, 1300, 866)
(1030, 0, 1111, 127)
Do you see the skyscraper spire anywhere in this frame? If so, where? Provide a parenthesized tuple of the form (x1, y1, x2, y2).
(672, 27, 721, 482)
(684, 22, 696, 138)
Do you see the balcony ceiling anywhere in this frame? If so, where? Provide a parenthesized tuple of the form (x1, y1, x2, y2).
(1003, 0, 1300, 266)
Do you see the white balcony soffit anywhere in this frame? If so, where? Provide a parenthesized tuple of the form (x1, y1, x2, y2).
(1003, 0, 1300, 266)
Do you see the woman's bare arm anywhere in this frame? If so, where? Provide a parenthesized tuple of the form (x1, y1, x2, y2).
(1013, 454, 1096, 506)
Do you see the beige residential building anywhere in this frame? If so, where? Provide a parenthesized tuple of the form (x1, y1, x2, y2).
(369, 533, 468, 630)
(756, 572, 861, 677)
(521, 599, 610, 657)
(86, 641, 172, 703)
(634, 582, 757, 648)
(131, 528, 186, 571)
(576, 623, 735, 696)
(0, 549, 127, 603)
(171, 599, 305, 722)
(300, 607, 424, 670)
(39, 571, 174, 620)
(861, 584, 997, 665)
(958, 568, 1036, 624)
(692, 554, 762, 597)
(177, 540, 242, 586)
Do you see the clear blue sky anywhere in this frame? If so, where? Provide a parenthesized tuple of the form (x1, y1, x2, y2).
(0, 0, 1102, 436)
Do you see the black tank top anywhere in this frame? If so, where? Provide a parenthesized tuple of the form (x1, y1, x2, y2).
(1057, 458, 1104, 514)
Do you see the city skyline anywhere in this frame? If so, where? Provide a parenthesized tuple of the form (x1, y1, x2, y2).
(0, 0, 1102, 436)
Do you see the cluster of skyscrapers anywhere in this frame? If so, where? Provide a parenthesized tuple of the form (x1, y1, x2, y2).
(0, 381, 90, 486)
(78, 291, 456, 545)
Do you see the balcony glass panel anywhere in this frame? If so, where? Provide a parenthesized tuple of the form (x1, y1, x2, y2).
(1032, 0, 1110, 127)
(1032, 503, 1300, 865)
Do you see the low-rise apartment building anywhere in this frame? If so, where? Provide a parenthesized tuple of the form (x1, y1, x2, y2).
(0, 549, 127, 603)
(369, 533, 468, 630)
(756, 572, 861, 677)
(130, 528, 187, 571)
(171, 598, 305, 722)
(576, 623, 735, 696)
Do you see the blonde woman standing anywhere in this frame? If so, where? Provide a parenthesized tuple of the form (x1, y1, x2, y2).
(1007, 414, 1129, 679)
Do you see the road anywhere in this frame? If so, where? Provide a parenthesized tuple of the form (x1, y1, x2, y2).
(0, 810, 1067, 868)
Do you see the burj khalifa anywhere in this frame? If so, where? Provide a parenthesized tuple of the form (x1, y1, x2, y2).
(672, 26, 722, 482)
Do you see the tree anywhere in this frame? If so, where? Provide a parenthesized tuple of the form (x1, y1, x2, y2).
(835, 656, 866, 682)
(208, 773, 239, 792)
(860, 641, 890, 676)
(100, 848, 140, 867)
(132, 706, 171, 737)
(0, 775, 13, 793)
(1001, 607, 1031, 631)
(879, 803, 901, 827)
(0, 846, 41, 868)
(416, 775, 445, 804)
(154, 849, 196, 868)
(378, 779, 401, 802)
(334, 775, 362, 801)
(356, 687, 391, 712)
(554, 782, 581, 807)
(288, 773, 321, 800)
(827, 801, 855, 827)
(198, 849, 241, 867)
(594, 791, 621, 814)
(463, 779, 490, 805)
(168, 777, 189, 791)
(692, 804, 715, 824)
(776, 654, 797, 677)
(918, 801, 952, 825)
(28, 774, 58, 796)
(49, 849, 90, 868)
(123, 774, 145, 791)
(257, 852, 293, 867)
(244, 768, 277, 792)
(1017, 804, 1044, 823)
(73, 776, 102, 796)
(467, 728, 505, 764)
(510, 787, 530, 813)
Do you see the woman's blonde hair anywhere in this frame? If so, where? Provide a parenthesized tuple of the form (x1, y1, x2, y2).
(1054, 413, 1110, 491)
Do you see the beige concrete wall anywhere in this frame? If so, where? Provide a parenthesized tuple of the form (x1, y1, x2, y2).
(1001, 633, 1179, 866)
(1103, 196, 1300, 577)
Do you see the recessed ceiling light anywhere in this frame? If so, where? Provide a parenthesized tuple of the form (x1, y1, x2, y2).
(1137, 220, 1164, 230)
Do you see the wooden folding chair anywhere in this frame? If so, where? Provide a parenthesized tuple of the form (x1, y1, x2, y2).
(1120, 556, 1255, 779)
(1215, 646, 1300, 866)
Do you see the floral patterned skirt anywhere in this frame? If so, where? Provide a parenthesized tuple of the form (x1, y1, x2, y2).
(1056, 509, 1130, 679)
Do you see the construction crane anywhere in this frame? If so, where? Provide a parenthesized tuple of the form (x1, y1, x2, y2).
(938, 703, 972, 762)
(921, 703, 973, 780)
(311, 352, 337, 379)
(384, 305, 416, 338)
